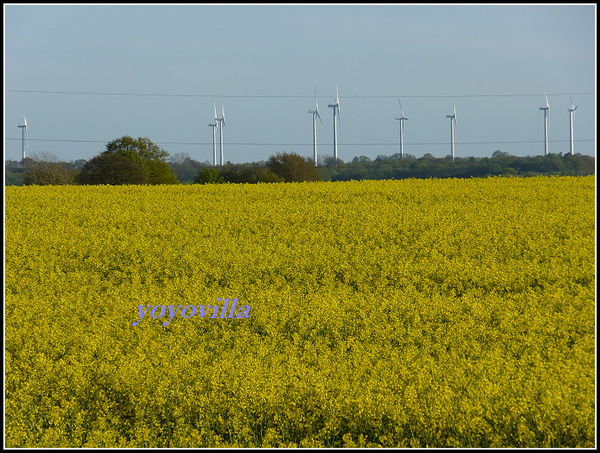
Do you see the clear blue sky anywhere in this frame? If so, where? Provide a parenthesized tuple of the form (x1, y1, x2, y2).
(4, 4, 596, 164)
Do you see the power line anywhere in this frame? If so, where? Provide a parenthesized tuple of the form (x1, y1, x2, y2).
(5, 89, 595, 99)
(5, 138, 106, 144)
(5, 137, 594, 147)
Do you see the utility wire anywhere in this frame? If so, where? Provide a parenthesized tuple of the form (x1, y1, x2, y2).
(5, 89, 595, 99)
(5, 137, 594, 146)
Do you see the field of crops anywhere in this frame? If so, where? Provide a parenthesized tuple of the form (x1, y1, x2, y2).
(4, 176, 596, 447)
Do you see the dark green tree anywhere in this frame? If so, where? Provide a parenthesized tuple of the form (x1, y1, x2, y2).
(5, 159, 25, 186)
(104, 136, 178, 184)
(76, 152, 148, 185)
(217, 163, 284, 184)
(168, 153, 207, 184)
(248, 166, 285, 183)
(194, 167, 225, 184)
(70, 159, 88, 171)
(267, 152, 323, 182)
(563, 153, 595, 176)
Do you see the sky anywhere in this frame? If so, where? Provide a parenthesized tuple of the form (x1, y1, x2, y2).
(4, 3, 597, 165)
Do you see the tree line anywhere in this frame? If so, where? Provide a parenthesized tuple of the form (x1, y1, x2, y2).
(4, 136, 595, 186)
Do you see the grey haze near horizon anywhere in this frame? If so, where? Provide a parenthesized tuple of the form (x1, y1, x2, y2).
(4, 4, 596, 165)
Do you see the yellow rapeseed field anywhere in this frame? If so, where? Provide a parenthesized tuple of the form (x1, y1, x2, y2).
(5, 176, 595, 447)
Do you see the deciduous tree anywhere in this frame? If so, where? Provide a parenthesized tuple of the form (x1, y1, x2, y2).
(267, 152, 323, 182)
(23, 153, 78, 186)
(76, 152, 148, 185)
(104, 136, 178, 184)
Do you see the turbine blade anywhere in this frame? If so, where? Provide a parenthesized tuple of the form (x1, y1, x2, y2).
(214, 102, 218, 120)
(222, 105, 226, 127)
(544, 91, 549, 109)
(449, 105, 455, 128)
(336, 86, 341, 121)
(24, 115, 28, 151)
(569, 95, 578, 112)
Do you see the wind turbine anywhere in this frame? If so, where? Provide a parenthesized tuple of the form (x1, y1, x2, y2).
(568, 96, 578, 156)
(539, 91, 550, 156)
(17, 114, 28, 162)
(308, 87, 322, 166)
(395, 99, 408, 158)
(328, 85, 341, 162)
(209, 103, 219, 166)
(216, 105, 225, 165)
(446, 104, 456, 161)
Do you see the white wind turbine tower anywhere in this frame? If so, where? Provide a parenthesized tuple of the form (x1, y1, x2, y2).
(216, 105, 226, 165)
(446, 104, 457, 161)
(18, 114, 28, 162)
(328, 86, 341, 161)
(568, 96, 578, 156)
(395, 99, 408, 158)
(308, 87, 322, 166)
(209, 103, 219, 166)
(539, 92, 550, 156)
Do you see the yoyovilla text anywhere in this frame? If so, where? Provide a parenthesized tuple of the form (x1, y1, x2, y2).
(132, 298, 250, 327)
